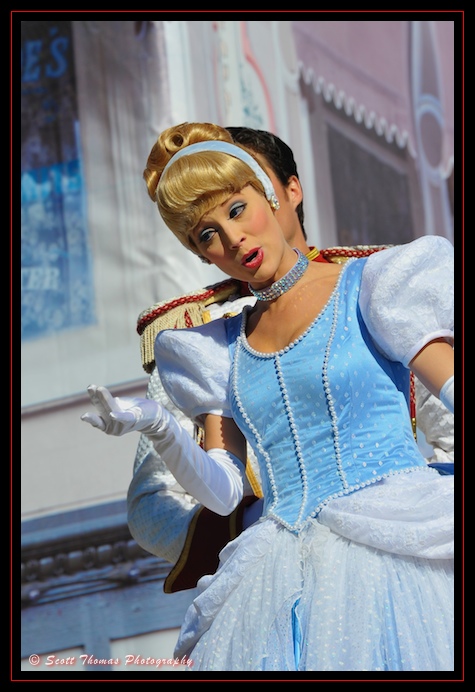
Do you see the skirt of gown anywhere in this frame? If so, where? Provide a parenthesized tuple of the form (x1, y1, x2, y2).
(175, 469, 454, 672)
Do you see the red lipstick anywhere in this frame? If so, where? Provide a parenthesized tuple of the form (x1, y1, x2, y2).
(242, 248, 263, 269)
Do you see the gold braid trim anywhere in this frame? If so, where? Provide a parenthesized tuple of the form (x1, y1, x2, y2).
(305, 246, 320, 262)
(245, 459, 264, 498)
(321, 244, 392, 264)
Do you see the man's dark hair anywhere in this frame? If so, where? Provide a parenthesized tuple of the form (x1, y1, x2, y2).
(226, 127, 306, 238)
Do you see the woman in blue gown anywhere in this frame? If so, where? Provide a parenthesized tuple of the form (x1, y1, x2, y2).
(82, 122, 454, 672)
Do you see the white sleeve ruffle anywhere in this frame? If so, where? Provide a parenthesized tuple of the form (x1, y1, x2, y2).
(155, 318, 232, 426)
(359, 235, 454, 366)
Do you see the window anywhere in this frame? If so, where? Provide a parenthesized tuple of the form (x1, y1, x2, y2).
(301, 79, 424, 250)
(327, 122, 415, 247)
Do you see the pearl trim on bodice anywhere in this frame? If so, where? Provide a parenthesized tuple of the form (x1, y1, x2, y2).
(231, 262, 350, 532)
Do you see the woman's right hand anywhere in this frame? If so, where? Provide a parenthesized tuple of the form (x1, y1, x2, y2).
(81, 384, 164, 436)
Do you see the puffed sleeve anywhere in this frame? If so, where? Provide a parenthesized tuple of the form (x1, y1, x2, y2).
(155, 318, 233, 426)
(359, 235, 454, 367)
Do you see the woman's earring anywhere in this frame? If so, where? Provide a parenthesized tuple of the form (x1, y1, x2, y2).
(269, 195, 280, 211)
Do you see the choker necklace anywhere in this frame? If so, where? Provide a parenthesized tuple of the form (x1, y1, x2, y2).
(248, 249, 309, 301)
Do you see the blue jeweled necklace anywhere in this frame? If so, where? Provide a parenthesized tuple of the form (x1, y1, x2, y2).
(248, 248, 309, 301)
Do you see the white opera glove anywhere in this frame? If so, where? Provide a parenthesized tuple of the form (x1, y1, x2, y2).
(439, 375, 454, 414)
(81, 384, 163, 436)
(150, 405, 244, 516)
(81, 385, 244, 515)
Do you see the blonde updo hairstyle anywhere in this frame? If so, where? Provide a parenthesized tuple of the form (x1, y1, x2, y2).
(143, 122, 267, 254)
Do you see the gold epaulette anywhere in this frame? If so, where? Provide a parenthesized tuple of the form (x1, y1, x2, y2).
(137, 278, 241, 373)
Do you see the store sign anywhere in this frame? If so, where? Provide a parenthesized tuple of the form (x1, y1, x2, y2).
(21, 21, 95, 341)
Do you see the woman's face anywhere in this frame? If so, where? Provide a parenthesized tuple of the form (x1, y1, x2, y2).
(191, 185, 288, 286)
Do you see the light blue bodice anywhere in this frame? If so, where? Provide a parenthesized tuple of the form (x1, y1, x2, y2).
(155, 236, 454, 535)
(225, 259, 427, 533)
